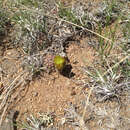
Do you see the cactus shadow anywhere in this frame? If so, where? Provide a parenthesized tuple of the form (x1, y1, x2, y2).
(61, 64, 75, 78)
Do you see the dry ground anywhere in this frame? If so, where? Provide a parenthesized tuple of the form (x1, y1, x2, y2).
(0, 0, 129, 130)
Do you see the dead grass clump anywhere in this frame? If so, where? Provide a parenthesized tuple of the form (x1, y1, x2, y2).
(0, 0, 129, 130)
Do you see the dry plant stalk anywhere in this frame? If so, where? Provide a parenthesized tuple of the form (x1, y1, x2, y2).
(0, 70, 29, 126)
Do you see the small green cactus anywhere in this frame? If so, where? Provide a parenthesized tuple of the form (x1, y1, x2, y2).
(54, 55, 66, 72)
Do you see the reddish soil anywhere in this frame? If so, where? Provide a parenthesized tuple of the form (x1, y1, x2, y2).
(0, 0, 129, 129)
(12, 38, 96, 128)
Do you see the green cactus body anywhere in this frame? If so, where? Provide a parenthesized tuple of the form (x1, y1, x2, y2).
(54, 55, 66, 72)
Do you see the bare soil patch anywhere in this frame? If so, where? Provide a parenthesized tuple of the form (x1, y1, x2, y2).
(12, 37, 96, 128)
(0, 0, 129, 129)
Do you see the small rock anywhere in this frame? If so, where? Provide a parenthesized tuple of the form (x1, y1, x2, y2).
(32, 91, 38, 97)
(71, 91, 76, 96)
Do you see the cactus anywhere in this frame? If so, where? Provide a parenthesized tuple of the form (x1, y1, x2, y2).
(54, 55, 66, 72)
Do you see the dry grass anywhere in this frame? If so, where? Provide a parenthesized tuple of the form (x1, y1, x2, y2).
(0, 0, 129, 129)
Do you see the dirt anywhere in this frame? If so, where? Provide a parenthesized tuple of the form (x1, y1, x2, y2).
(0, 17, 129, 130)
(0, 0, 129, 129)
(12, 38, 96, 127)
(0, 33, 97, 129)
